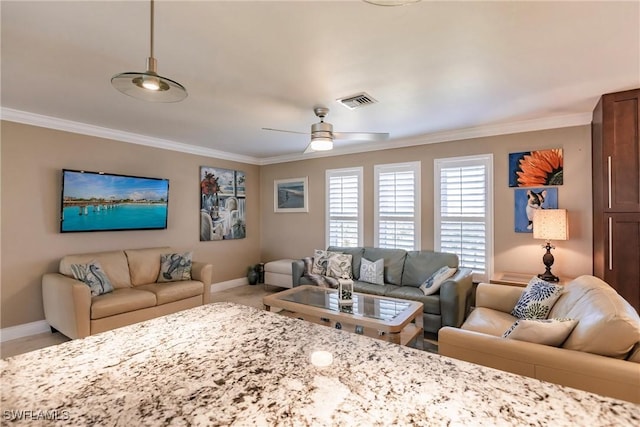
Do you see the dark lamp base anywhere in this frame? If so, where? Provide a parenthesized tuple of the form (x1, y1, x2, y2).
(538, 242, 560, 282)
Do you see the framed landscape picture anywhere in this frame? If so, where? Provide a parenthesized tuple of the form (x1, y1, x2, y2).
(274, 177, 308, 213)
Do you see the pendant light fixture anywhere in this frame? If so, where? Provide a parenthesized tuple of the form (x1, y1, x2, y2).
(111, 0, 187, 102)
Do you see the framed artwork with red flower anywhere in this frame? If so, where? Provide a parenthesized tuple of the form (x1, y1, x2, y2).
(509, 149, 563, 187)
(200, 166, 246, 241)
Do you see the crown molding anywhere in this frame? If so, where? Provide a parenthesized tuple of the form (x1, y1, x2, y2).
(1, 107, 591, 166)
(0, 108, 262, 165)
(258, 112, 593, 165)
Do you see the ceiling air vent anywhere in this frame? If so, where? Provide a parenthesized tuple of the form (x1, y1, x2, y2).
(337, 92, 377, 110)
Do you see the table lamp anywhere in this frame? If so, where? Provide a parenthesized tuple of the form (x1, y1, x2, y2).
(533, 209, 568, 282)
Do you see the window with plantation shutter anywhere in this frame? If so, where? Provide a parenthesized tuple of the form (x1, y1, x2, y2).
(435, 155, 493, 282)
(326, 167, 363, 247)
(374, 162, 421, 250)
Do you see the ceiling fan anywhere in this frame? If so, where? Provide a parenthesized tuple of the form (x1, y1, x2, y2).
(262, 107, 389, 153)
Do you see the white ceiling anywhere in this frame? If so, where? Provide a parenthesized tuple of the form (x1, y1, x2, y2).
(2, 1, 639, 164)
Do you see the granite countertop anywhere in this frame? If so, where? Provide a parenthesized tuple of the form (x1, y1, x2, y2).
(2, 302, 638, 426)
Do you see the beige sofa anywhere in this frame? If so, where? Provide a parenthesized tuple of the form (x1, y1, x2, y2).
(42, 247, 212, 339)
(439, 275, 640, 403)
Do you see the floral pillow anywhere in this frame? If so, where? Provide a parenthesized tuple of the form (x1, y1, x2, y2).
(69, 260, 114, 296)
(503, 318, 578, 347)
(311, 249, 338, 275)
(419, 266, 457, 296)
(359, 258, 384, 285)
(157, 252, 193, 283)
(511, 277, 564, 319)
(326, 253, 353, 279)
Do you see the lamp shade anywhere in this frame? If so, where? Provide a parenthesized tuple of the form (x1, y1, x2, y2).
(533, 209, 568, 241)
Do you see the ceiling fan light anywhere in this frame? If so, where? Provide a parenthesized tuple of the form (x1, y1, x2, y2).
(310, 136, 333, 151)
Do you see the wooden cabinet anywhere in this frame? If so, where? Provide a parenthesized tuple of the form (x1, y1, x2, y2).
(592, 88, 640, 312)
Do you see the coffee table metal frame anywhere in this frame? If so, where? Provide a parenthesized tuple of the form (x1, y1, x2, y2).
(263, 285, 424, 348)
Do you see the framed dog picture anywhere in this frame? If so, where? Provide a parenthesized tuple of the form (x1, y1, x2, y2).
(514, 187, 558, 233)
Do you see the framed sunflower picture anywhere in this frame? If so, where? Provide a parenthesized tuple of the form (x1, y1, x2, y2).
(509, 149, 563, 187)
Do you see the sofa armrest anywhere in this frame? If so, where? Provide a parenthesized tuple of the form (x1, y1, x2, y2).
(292, 259, 305, 287)
(439, 267, 473, 328)
(476, 283, 525, 313)
(42, 273, 91, 339)
(438, 327, 640, 403)
(191, 261, 213, 304)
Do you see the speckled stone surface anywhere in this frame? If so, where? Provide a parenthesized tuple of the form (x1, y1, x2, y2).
(2, 303, 638, 426)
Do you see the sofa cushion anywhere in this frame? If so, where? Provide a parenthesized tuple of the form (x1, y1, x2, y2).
(326, 253, 353, 279)
(60, 250, 131, 289)
(353, 281, 396, 297)
(511, 277, 563, 319)
(402, 251, 458, 287)
(385, 286, 441, 315)
(462, 307, 517, 336)
(359, 258, 384, 285)
(137, 281, 204, 305)
(157, 252, 193, 283)
(311, 249, 337, 275)
(548, 275, 640, 359)
(90, 288, 157, 320)
(69, 260, 114, 296)
(125, 247, 170, 286)
(328, 246, 364, 280)
(502, 318, 578, 347)
(419, 266, 457, 296)
(363, 247, 406, 286)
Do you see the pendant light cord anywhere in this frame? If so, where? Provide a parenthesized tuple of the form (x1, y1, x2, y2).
(149, 0, 154, 59)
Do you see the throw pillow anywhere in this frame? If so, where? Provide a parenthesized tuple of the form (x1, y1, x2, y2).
(419, 266, 457, 296)
(503, 318, 578, 347)
(359, 258, 384, 285)
(511, 277, 564, 319)
(157, 252, 193, 283)
(326, 253, 353, 279)
(311, 249, 338, 275)
(69, 260, 114, 297)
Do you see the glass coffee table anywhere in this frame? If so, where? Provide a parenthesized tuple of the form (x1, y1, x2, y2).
(263, 285, 424, 348)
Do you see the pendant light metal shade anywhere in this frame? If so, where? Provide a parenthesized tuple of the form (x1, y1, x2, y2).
(111, 0, 187, 102)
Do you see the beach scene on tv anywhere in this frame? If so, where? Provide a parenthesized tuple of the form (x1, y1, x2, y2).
(61, 170, 169, 232)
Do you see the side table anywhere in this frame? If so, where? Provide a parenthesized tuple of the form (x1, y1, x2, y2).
(490, 272, 574, 287)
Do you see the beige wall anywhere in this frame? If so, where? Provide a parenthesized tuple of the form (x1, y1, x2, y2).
(260, 125, 593, 281)
(0, 121, 594, 329)
(1, 121, 261, 328)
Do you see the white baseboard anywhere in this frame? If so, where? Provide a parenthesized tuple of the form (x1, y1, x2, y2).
(210, 278, 248, 293)
(1, 280, 247, 343)
(1, 320, 50, 343)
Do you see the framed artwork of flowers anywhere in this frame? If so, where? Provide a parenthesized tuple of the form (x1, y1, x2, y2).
(514, 187, 558, 233)
(509, 149, 563, 187)
(200, 166, 246, 241)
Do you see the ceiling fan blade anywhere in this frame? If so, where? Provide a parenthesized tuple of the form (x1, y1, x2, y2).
(303, 143, 315, 154)
(333, 131, 389, 142)
(261, 127, 309, 135)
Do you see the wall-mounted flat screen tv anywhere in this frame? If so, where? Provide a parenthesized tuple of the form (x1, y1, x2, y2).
(60, 169, 169, 233)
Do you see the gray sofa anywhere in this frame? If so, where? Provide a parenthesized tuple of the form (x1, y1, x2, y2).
(292, 246, 474, 333)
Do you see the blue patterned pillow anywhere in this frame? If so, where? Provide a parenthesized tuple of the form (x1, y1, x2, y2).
(157, 252, 193, 283)
(511, 277, 564, 319)
(69, 260, 114, 296)
(419, 266, 457, 296)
